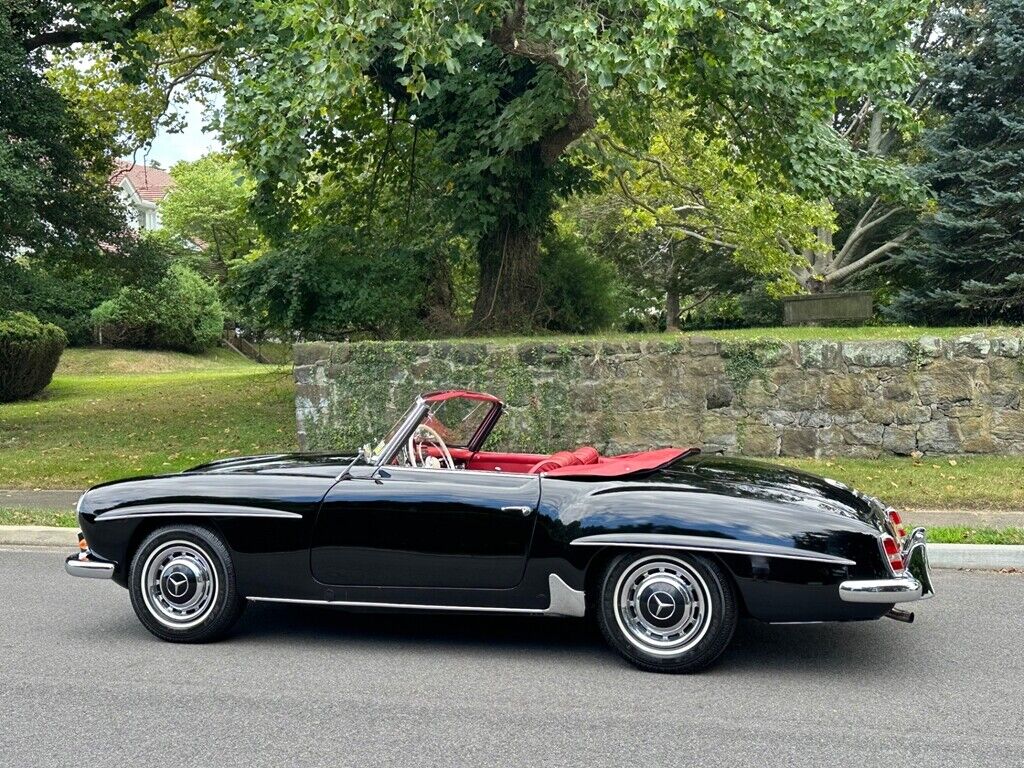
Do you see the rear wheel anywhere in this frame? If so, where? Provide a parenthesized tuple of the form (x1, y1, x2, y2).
(596, 551, 737, 673)
(129, 524, 245, 643)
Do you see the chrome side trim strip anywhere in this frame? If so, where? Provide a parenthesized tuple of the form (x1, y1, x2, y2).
(95, 504, 303, 522)
(247, 574, 586, 617)
(569, 533, 857, 566)
(65, 554, 114, 579)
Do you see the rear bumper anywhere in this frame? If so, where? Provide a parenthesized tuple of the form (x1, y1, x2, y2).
(839, 527, 934, 604)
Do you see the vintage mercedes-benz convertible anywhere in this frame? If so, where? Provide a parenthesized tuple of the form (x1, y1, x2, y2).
(67, 389, 933, 673)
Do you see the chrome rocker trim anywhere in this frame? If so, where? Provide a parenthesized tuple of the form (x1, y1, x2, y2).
(95, 503, 303, 522)
(839, 527, 935, 604)
(248, 573, 587, 618)
(570, 533, 857, 566)
(65, 553, 115, 579)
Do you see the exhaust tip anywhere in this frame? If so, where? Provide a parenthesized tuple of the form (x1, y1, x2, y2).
(885, 607, 915, 623)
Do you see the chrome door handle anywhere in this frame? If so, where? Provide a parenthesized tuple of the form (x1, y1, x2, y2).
(501, 505, 533, 517)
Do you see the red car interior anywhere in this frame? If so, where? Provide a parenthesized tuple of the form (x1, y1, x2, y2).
(415, 390, 696, 478)
(426, 444, 695, 477)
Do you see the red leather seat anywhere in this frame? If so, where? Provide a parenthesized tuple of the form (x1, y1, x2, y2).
(572, 446, 600, 465)
(528, 451, 580, 474)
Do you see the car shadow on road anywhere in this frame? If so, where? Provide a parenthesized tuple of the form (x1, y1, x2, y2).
(234, 601, 916, 675)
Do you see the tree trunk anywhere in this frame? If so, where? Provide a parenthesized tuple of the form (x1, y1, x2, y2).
(470, 215, 543, 333)
(665, 239, 681, 331)
(665, 289, 681, 332)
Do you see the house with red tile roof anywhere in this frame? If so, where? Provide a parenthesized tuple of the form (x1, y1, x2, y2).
(110, 162, 174, 231)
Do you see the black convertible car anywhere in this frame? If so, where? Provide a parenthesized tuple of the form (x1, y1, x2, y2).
(67, 389, 933, 673)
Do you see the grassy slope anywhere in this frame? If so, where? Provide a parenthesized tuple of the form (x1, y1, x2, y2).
(0, 348, 296, 489)
(782, 456, 1024, 511)
(457, 325, 1021, 345)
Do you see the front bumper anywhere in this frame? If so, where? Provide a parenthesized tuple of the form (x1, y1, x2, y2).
(839, 527, 935, 604)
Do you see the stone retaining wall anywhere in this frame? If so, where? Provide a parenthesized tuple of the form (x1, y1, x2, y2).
(293, 333, 1024, 457)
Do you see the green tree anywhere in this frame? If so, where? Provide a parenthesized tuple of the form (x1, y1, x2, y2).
(890, 0, 1024, 322)
(205, 0, 928, 331)
(589, 108, 835, 327)
(160, 153, 260, 279)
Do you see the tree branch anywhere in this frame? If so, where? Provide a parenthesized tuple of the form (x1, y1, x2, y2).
(824, 228, 912, 284)
(23, 1, 168, 52)
(832, 200, 905, 268)
(488, 0, 594, 165)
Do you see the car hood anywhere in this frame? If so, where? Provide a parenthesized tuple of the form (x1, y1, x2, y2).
(185, 453, 360, 477)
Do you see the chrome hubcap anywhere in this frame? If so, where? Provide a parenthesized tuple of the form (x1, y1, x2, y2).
(141, 541, 218, 629)
(614, 556, 712, 656)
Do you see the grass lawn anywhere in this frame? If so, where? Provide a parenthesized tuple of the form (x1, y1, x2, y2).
(0, 347, 296, 490)
(782, 456, 1024, 511)
(453, 325, 1021, 346)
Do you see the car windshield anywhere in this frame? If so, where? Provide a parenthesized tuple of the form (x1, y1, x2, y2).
(422, 397, 493, 448)
(365, 402, 421, 462)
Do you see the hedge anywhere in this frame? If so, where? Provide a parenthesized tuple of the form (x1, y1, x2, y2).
(91, 263, 224, 353)
(0, 312, 68, 402)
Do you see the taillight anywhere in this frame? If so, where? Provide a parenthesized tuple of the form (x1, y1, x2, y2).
(888, 509, 906, 539)
(882, 535, 905, 573)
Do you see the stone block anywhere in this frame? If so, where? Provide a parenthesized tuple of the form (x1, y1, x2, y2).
(895, 404, 931, 425)
(882, 425, 917, 455)
(914, 367, 974, 405)
(841, 422, 884, 446)
(917, 419, 964, 453)
(841, 341, 910, 367)
(798, 340, 842, 370)
(953, 334, 992, 357)
(992, 410, 1024, 440)
(705, 382, 734, 410)
(917, 335, 944, 358)
(780, 428, 818, 457)
(993, 336, 1022, 357)
(739, 424, 780, 456)
(823, 376, 871, 411)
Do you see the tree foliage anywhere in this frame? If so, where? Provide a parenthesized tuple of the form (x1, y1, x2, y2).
(202, 0, 929, 330)
(160, 153, 260, 279)
(890, 0, 1024, 322)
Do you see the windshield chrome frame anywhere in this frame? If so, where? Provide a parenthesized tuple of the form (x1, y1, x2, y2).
(372, 396, 430, 472)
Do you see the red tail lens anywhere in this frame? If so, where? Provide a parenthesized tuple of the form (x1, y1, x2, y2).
(888, 510, 906, 538)
(882, 535, 904, 572)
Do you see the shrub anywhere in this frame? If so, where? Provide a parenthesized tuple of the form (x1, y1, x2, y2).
(91, 264, 224, 353)
(0, 312, 68, 402)
(538, 230, 622, 333)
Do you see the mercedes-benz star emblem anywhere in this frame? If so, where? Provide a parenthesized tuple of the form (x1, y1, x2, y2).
(165, 572, 189, 598)
(647, 591, 676, 620)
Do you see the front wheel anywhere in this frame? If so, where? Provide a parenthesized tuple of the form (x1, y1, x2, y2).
(596, 551, 738, 673)
(129, 524, 246, 643)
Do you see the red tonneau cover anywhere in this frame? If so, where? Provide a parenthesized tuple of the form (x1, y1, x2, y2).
(543, 447, 698, 478)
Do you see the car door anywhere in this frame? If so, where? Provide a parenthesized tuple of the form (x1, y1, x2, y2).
(310, 466, 540, 589)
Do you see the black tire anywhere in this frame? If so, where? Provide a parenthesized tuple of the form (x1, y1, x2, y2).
(128, 524, 246, 643)
(596, 550, 738, 673)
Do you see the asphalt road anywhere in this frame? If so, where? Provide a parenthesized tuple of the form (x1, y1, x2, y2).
(1, 549, 1021, 768)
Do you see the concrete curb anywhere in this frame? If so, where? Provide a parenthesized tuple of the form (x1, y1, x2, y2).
(927, 543, 1024, 570)
(0, 526, 1022, 571)
(0, 526, 77, 548)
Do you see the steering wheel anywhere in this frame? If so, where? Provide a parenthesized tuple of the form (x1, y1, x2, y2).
(407, 424, 455, 470)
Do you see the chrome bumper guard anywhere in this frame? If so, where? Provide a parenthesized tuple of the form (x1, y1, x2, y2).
(839, 527, 935, 604)
(65, 536, 115, 580)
